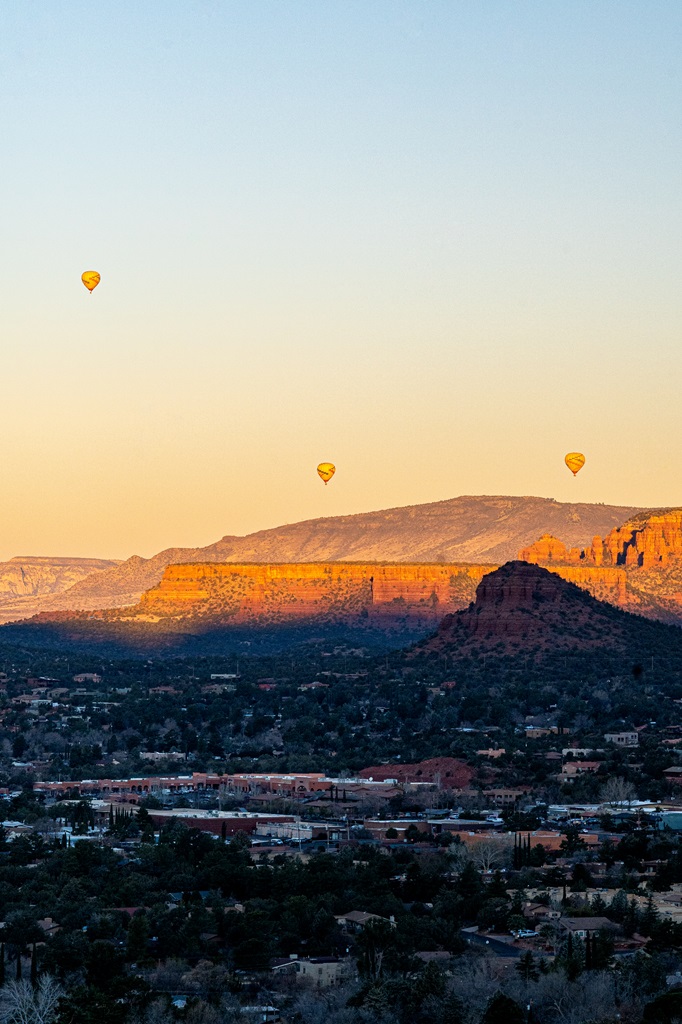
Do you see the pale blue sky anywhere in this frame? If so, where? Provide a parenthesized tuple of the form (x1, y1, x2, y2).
(1, 2, 681, 558)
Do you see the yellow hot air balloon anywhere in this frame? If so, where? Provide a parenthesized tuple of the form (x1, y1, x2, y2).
(81, 271, 101, 293)
(317, 462, 336, 485)
(565, 452, 585, 476)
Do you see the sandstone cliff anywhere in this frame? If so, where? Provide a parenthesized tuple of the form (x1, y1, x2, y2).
(119, 562, 493, 624)
(519, 509, 682, 622)
(22, 495, 640, 619)
(96, 558, 629, 628)
(522, 510, 682, 569)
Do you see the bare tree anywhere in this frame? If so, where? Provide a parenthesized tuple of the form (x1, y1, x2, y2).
(126, 1000, 175, 1024)
(469, 835, 514, 872)
(185, 1005, 227, 1024)
(0, 977, 63, 1024)
(504, 971, 621, 1024)
(599, 777, 636, 809)
(449, 955, 502, 1024)
(291, 983, 357, 1024)
(32, 819, 59, 840)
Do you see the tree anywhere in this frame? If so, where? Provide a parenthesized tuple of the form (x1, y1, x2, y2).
(481, 993, 525, 1024)
(559, 826, 587, 856)
(126, 914, 150, 963)
(608, 889, 628, 923)
(643, 990, 682, 1023)
(355, 919, 396, 982)
(12, 736, 26, 759)
(600, 776, 636, 809)
(435, 994, 464, 1024)
(470, 836, 513, 872)
(641, 894, 659, 936)
(0, 977, 62, 1024)
(516, 951, 539, 984)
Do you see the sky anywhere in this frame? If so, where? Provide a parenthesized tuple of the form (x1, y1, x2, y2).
(1, 1, 681, 560)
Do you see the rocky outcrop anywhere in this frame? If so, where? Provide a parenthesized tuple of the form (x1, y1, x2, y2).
(419, 561, 636, 655)
(523, 511, 682, 569)
(519, 509, 682, 622)
(600, 510, 682, 568)
(519, 534, 571, 563)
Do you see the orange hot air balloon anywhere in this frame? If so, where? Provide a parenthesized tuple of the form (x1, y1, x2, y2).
(317, 463, 336, 485)
(81, 271, 101, 293)
(565, 452, 585, 476)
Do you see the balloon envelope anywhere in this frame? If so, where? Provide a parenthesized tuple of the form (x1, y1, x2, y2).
(81, 271, 101, 293)
(565, 452, 585, 476)
(317, 462, 336, 484)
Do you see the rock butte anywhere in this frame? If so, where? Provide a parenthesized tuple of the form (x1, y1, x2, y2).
(417, 560, 641, 655)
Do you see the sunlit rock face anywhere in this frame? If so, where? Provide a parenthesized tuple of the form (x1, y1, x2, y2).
(518, 509, 682, 622)
(97, 557, 627, 628)
(129, 562, 495, 624)
(600, 510, 682, 568)
(522, 511, 682, 569)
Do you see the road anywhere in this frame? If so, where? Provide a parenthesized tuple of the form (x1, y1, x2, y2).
(461, 930, 525, 958)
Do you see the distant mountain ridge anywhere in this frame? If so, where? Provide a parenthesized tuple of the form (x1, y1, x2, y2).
(0, 495, 642, 622)
(0, 556, 119, 621)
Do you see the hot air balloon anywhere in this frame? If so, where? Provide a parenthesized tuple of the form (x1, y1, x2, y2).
(81, 271, 101, 293)
(317, 463, 335, 485)
(565, 452, 585, 476)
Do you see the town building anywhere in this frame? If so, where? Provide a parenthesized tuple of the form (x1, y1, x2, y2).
(604, 731, 639, 747)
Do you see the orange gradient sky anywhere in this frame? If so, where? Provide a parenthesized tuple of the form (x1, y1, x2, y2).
(1, 3, 681, 559)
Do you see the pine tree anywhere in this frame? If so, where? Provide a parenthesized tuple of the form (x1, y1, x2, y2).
(15, 951, 21, 982)
(30, 943, 37, 987)
(0, 942, 5, 987)
(641, 894, 659, 936)
(516, 950, 539, 983)
(591, 892, 607, 915)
